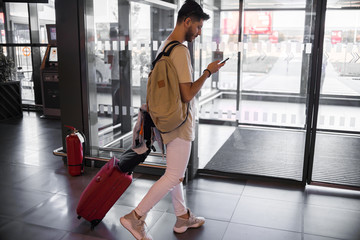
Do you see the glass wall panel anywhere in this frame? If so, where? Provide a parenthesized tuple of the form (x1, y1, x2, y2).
(6, 3, 30, 44)
(89, 0, 176, 166)
(198, 7, 213, 97)
(240, 9, 307, 128)
(244, 1, 305, 9)
(317, 9, 360, 131)
(312, 3, 360, 188)
(0, 11, 5, 43)
(1, 2, 55, 104)
(130, 2, 151, 107)
(198, 7, 309, 126)
(220, 0, 239, 10)
(37, 0, 56, 44)
(92, 0, 119, 146)
(1, 46, 33, 101)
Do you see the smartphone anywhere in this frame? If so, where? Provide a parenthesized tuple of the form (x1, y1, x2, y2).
(219, 57, 229, 64)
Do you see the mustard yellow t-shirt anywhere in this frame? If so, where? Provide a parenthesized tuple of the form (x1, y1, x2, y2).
(156, 40, 195, 145)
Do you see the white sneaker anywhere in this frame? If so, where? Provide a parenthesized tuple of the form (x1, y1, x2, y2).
(173, 208, 205, 234)
(120, 210, 152, 240)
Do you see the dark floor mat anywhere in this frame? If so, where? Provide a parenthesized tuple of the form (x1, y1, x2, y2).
(204, 128, 306, 181)
(312, 133, 360, 187)
(205, 128, 360, 187)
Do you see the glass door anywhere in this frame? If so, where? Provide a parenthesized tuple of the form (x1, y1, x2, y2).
(310, 1, 360, 188)
(198, 0, 316, 182)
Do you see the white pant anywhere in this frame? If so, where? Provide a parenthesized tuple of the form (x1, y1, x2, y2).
(135, 137, 191, 217)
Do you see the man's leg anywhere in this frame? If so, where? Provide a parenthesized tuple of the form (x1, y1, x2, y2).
(135, 137, 191, 216)
(120, 138, 190, 239)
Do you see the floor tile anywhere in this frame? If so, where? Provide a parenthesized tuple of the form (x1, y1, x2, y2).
(222, 223, 302, 240)
(59, 232, 108, 240)
(21, 135, 60, 152)
(304, 204, 360, 240)
(0, 186, 53, 218)
(21, 194, 83, 231)
(0, 216, 12, 227)
(0, 220, 66, 240)
(73, 205, 163, 240)
(149, 212, 228, 240)
(57, 167, 100, 198)
(243, 180, 305, 203)
(5, 148, 64, 169)
(187, 175, 246, 195)
(115, 177, 173, 212)
(13, 168, 79, 194)
(0, 162, 42, 186)
(231, 196, 303, 232)
(176, 189, 240, 222)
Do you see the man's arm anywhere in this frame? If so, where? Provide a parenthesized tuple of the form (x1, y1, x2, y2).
(179, 60, 225, 103)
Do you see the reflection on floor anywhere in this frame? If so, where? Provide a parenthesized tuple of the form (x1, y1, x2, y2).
(1, 112, 360, 240)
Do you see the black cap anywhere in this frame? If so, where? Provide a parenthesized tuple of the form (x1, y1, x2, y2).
(177, 0, 210, 23)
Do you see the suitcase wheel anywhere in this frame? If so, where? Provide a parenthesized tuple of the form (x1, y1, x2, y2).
(90, 219, 102, 230)
(77, 215, 81, 220)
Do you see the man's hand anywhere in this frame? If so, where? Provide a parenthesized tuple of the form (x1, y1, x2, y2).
(179, 60, 226, 103)
(206, 60, 225, 76)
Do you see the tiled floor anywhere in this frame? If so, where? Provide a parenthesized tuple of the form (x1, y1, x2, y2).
(1, 112, 360, 240)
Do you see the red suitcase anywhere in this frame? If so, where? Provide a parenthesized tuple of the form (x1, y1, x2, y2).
(76, 156, 132, 229)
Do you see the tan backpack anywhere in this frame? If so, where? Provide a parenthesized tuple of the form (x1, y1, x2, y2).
(146, 41, 189, 134)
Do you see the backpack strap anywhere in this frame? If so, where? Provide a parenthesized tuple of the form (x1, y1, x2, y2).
(151, 40, 181, 69)
(163, 41, 181, 56)
(163, 40, 180, 53)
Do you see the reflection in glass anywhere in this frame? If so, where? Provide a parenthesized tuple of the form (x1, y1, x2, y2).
(37, 0, 56, 44)
(1, 46, 34, 101)
(0, 11, 5, 43)
(2, 2, 56, 104)
(196, 7, 214, 97)
(6, 3, 30, 44)
(130, 2, 151, 106)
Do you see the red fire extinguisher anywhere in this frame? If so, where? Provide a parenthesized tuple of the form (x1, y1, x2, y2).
(65, 125, 85, 176)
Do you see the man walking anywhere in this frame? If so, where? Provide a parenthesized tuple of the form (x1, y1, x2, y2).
(120, 1, 225, 239)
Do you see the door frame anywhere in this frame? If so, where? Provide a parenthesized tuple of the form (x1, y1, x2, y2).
(303, 0, 327, 186)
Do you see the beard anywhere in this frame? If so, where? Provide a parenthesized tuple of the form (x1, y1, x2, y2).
(185, 27, 196, 42)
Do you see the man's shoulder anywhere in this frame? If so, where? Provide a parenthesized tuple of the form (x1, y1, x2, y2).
(161, 40, 187, 50)
(174, 43, 188, 51)
(171, 43, 189, 58)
